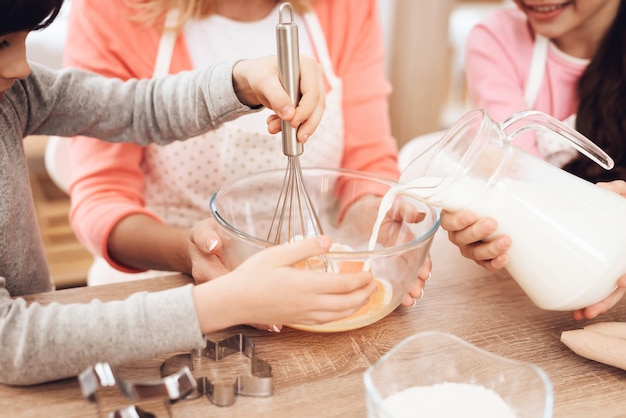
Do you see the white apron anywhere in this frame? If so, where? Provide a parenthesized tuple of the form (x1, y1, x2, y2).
(399, 34, 579, 174)
(88, 9, 344, 285)
(527, 34, 577, 167)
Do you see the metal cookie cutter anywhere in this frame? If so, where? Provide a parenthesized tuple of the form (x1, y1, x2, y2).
(160, 333, 273, 407)
(108, 405, 155, 418)
(79, 362, 117, 417)
(79, 362, 196, 418)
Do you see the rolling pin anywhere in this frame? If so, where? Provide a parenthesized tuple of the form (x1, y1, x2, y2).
(561, 322, 626, 371)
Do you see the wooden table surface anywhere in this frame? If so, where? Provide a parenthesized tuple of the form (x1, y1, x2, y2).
(3, 230, 626, 418)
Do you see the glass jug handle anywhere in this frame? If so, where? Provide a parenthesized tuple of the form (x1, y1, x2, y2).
(500, 110, 615, 170)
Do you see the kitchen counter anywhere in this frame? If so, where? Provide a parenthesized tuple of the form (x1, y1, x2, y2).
(2, 230, 625, 417)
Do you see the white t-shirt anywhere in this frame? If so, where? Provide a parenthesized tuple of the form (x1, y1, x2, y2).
(184, 5, 314, 131)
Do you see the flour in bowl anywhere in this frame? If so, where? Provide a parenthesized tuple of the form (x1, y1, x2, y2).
(382, 382, 516, 418)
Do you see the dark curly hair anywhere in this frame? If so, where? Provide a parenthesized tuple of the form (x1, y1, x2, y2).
(563, 0, 626, 182)
(0, 0, 65, 36)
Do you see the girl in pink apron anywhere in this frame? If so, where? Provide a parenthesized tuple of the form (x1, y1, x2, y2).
(442, 0, 626, 320)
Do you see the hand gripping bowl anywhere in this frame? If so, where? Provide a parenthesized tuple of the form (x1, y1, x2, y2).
(209, 168, 440, 332)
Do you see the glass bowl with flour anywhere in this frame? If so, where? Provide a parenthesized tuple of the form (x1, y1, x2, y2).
(210, 167, 440, 332)
(363, 331, 553, 418)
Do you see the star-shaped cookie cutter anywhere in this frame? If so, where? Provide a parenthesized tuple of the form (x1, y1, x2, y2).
(160, 333, 273, 407)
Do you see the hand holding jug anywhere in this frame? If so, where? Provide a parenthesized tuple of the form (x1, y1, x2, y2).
(399, 109, 626, 311)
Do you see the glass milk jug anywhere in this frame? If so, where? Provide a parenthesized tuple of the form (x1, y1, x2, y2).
(400, 109, 626, 311)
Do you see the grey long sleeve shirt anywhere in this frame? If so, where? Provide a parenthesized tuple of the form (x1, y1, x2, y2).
(0, 62, 254, 385)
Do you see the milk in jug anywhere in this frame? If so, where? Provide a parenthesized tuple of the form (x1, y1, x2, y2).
(391, 109, 626, 311)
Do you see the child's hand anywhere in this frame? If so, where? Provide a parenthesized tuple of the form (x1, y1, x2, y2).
(401, 257, 432, 307)
(596, 179, 626, 197)
(442, 182, 626, 270)
(572, 275, 626, 320)
(192, 236, 377, 334)
(442, 208, 626, 321)
(572, 181, 626, 320)
(186, 218, 228, 284)
(440, 209, 511, 271)
(232, 55, 325, 143)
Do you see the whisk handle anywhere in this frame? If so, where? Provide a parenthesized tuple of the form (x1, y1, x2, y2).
(276, 2, 302, 157)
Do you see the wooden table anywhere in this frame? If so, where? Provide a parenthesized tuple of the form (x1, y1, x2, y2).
(3, 230, 626, 417)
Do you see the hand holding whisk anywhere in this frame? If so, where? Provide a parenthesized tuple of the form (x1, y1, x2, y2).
(267, 2, 324, 245)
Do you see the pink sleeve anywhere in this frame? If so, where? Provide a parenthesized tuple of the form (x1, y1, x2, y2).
(315, 0, 400, 182)
(63, 0, 174, 272)
(68, 140, 161, 272)
(465, 8, 541, 157)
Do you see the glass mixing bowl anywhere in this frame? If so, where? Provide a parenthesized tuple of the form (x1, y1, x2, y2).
(209, 167, 440, 332)
(363, 331, 554, 418)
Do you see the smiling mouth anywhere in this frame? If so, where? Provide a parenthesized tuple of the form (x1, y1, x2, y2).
(524, 2, 571, 13)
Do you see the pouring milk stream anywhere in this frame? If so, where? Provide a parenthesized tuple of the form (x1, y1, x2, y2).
(368, 109, 626, 311)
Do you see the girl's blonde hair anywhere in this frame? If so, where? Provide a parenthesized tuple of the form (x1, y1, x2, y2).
(126, 0, 314, 28)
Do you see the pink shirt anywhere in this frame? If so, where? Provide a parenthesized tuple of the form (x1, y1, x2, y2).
(65, 0, 399, 271)
(465, 7, 587, 156)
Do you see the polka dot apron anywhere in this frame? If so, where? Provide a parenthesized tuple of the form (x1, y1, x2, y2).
(145, 9, 343, 226)
(88, 9, 344, 284)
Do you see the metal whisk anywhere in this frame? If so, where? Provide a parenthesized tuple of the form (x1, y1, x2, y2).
(267, 2, 324, 245)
